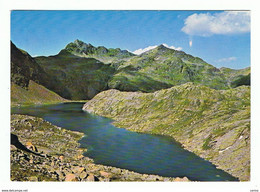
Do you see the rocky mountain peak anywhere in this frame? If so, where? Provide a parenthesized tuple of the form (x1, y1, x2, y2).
(64, 40, 135, 58)
(157, 44, 168, 49)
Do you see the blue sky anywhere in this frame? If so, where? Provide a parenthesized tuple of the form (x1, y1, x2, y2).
(11, 10, 250, 69)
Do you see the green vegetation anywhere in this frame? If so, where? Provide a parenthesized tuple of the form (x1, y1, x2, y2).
(230, 74, 250, 87)
(83, 83, 250, 181)
(108, 44, 231, 92)
(202, 136, 212, 150)
(64, 39, 135, 63)
(31, 40, 251, 100)
(11, 81, 67, 106)
(35, 51, 115, 100)
(220, 67, 250, 88)
(11, 41, 67, 106)
(11, 40, 251, 181)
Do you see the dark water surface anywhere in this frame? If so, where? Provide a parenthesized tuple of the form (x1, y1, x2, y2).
(12, 103, 238, 181)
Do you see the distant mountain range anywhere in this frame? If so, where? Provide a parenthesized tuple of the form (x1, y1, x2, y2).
(11, 39, 250, 102)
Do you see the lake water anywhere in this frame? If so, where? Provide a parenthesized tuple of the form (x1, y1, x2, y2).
(11, 102, 238, 181)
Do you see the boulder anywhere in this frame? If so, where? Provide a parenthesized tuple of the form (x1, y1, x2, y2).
(65, 173, 78, 181)
(174, 177, 189, 182)
(55, 170, 65, 181)
(77, 154, 84, 160)
(28, 176, 38, 181)
(86, 174, 99, 181)
(79, 172, 88, 180)
(72, 166, 85, 174)
(26, 141, 38, 152)
(100, 171, 111, 178)
(10, 145, 17, 151)
(58, 155, 64, 161)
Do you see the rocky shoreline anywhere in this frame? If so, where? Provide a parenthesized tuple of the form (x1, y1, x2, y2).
(82, 84, 250, 181)
(10, 114, 189, 182)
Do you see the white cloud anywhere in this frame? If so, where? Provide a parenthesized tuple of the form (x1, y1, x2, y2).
(216, 57, 237, 63)
(133, 45, 158, 55)
(162, 44, 182, 51)
(133, 44, 182, 55)
(182, 11, 250, 37)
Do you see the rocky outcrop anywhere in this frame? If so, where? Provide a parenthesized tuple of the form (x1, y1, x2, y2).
(83, 83, 250, 181)
(11, 41, 67, 105)
(11, 114, 186, 182)
(11, 41, 46, 88)
(64, 39, 135, 63)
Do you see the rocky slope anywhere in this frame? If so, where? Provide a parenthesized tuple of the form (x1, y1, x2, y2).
(65, 39, 135, 63)
(35, 49, 115, 100)
(11, 114, 189, 182)
(220, 67, 250, 88)
(11, 41, 47, 89)
(11, 41, 67, 105)
(83, 83, 250, 181)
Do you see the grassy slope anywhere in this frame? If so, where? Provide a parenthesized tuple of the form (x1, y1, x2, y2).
(35, 42, 250, 100)
(220, 67, 251, 87)
(83, 83, 250, 181)
(11, 80, 67, 106)
(35, 50, 115, 100)
(108, 46, 230, 92)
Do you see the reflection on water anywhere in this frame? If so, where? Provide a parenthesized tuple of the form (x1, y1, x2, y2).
(12, 103, 238, 181)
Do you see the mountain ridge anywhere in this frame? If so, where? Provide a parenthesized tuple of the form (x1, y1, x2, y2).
(34, 47, 115, 100)
(63, 39, 135, 63)
(12, 40, 250, 100)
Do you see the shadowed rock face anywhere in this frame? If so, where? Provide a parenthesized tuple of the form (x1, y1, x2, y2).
(11, 42, 44, 88)
(11, 41, 69, 103)
(35, 50, 116, 100)
(11, 133, 43, 157)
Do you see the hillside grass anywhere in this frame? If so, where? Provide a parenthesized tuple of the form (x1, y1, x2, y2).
(83, 83, 250, 181)
(11, 80, 67, 106)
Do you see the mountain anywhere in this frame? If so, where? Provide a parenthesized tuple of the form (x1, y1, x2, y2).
(35, 49, 115, 100)
(108, 44, 231, 91)
(11, 40, 251, 181)
(64, 39, 135, 63)
(13, 40, 250, 100)
(83, 82, 250, 181)
(11, 42, 66, 105)
(11, 41, 47, 88)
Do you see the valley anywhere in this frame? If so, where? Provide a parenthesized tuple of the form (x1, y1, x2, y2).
(10, 39, 250, 181)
